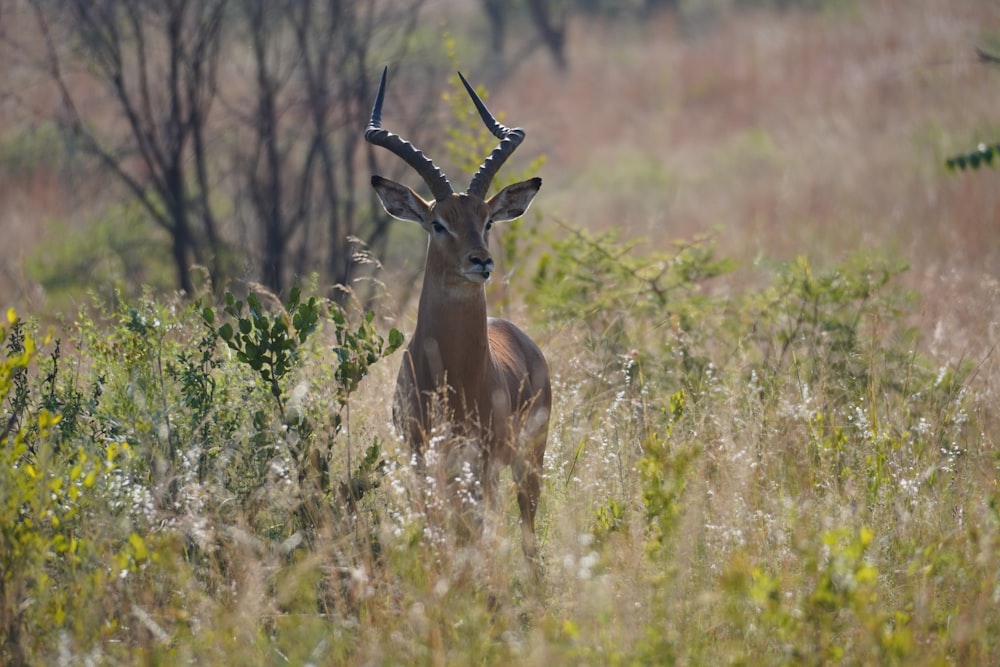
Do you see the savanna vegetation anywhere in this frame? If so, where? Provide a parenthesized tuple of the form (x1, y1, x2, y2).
(3, 0, 1000, 664)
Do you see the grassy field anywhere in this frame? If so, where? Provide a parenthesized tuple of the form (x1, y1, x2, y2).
(3, 0, 1000, 664)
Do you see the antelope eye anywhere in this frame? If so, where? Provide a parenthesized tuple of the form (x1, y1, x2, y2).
(431, 220, 447, 234)
(484, 220, 494, 233)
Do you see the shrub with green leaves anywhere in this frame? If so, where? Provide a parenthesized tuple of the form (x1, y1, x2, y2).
(723, 525, 913, 665)
(3, 228, 998, 664)
(530, 224, 734, 398)
(203, 286, 320, 415)
(737, 253, 914, 399)
(0, 310, 129, 664)
(0, 282, 411, 662)
(201, 287, 401, 505)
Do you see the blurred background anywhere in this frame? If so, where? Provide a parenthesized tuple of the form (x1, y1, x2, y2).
(0, 0, 997, 357)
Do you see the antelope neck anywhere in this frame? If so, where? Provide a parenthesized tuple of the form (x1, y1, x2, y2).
(414, 283, 491, 382)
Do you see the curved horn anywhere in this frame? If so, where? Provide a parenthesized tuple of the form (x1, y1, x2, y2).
(365, 67, 454, 202)
(459, 71, 526, 200)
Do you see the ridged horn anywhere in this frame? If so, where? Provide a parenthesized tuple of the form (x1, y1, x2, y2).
(365, 67, 454, 202)
(459, 71, 526, 200)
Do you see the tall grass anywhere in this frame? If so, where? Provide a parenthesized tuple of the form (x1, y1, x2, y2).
(3, 219, 998, 663)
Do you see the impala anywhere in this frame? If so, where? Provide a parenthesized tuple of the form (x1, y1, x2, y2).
(365, 67, 551, 567)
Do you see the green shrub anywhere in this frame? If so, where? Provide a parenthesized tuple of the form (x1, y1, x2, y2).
(723, 525, 913, 665)
(0, 285, 409, 662)
(530, 224, 734, 397)
(0, 310, 127, 664)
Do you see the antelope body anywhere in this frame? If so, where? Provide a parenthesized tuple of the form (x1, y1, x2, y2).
(366, 68, 551, 564)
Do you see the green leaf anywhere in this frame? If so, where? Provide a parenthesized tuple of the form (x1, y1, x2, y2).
(388, 328, 404, 352)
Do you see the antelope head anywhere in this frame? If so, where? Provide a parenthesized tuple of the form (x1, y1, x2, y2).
(365, 68, 541, 292)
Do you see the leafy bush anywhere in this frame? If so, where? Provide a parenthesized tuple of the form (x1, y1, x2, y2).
(0, 286, 407, 663)
(737, 252, 915, 401)
(0, 310, 129, 664)
(203, 287, 320, 415)
(529, 224, 734, 397)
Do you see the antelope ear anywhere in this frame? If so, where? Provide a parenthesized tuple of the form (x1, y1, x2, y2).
(371, 175, 432, 226)
(487, 177, 542, 222)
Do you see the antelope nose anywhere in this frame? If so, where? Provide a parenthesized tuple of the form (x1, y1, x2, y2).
(469, 252, 494, 272)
